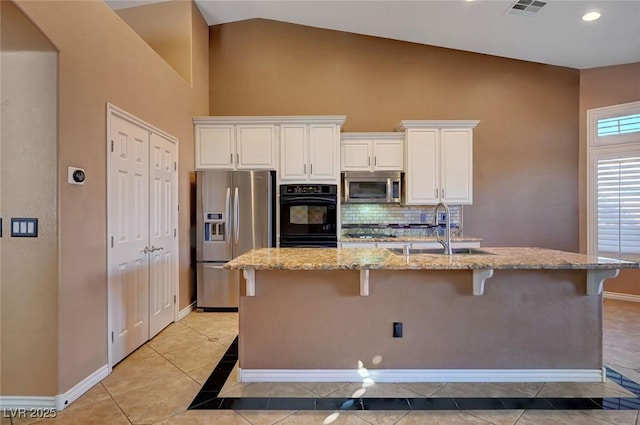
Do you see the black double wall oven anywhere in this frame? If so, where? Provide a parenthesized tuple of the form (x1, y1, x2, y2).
(279, 184, 338, 247)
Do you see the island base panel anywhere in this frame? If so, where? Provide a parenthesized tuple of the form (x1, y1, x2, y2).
(238, 269, 601, 374)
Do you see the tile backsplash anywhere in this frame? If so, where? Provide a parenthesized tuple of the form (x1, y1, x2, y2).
(341, 204, 463, 237)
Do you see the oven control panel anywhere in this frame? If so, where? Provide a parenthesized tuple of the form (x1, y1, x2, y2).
(282, 184, 337, 194)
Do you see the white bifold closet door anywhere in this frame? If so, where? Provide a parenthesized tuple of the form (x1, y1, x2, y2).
(108, 110, 177, 366)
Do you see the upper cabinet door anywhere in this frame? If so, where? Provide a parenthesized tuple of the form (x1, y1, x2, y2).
(405, 129, 439, 205)
(196, 125, 235, 170)
(280, 124, 308, 181)
(309, 124, 338, 181)
(342, 140, 372, 171)
(372, 139, 404, 171)
(236, 125, 276, 170)
(441, 129, 473, 204)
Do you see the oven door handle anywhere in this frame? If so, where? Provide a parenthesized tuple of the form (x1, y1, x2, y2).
(280, 196, 337, 205)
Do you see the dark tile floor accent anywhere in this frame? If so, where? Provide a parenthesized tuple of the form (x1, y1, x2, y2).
(189, 336, 640, 411)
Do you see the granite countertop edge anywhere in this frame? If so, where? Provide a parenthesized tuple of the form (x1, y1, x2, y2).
(224, 247, 640, 271)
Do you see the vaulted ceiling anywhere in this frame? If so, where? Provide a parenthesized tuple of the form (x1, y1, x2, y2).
(106, 0, 640, 69)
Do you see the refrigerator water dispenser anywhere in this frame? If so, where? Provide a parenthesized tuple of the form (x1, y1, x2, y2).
(204, 212, 225, 241)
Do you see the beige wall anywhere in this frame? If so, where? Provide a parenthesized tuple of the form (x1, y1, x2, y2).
(0, 51, 59, 396)
(115, 1, 192, 85)
(579, 63, 640, 296)
(1, 0, 208, 397)
(209, 19, 580, 251)
(1, 0, 59, 395)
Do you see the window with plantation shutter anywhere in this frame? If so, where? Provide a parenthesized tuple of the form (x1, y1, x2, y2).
(596, 157, 640, 256)
(588, 101, 640, 260)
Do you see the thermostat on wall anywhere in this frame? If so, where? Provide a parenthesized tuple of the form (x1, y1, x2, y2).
(68, 167, 86, 185)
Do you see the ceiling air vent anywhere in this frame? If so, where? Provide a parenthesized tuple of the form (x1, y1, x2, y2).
(507, 0, 547, 17)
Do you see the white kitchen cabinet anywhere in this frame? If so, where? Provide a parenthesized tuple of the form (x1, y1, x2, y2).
(194, 119, 276, 170)
(341, 133, 404, 172)
(236, 125, 277, 169)
(396, 121, 479, 205)
(195, 125, 235, 169)
(280, 122, 342, 182)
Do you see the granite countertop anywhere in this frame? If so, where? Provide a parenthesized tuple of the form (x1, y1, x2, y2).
(224, 247, 639, 271)
(340, 236, 483, 243)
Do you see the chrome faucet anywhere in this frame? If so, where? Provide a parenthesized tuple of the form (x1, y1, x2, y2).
(434, 202, 452, 255)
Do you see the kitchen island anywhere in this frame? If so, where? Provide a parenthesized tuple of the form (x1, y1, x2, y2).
(224, 247, 638, 383)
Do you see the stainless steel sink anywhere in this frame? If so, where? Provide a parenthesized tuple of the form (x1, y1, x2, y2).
(388, 247, 494, 255)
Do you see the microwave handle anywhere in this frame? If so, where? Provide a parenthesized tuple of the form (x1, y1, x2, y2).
(387, 178, 392, 201)
(343, 179, 350, 202)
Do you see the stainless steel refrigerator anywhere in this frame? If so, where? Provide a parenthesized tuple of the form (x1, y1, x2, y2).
(196, 170, 275, 310)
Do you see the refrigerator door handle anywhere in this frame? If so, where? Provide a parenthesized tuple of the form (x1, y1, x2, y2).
(234, 187, 240, 243)
(225, 187, 231, 242)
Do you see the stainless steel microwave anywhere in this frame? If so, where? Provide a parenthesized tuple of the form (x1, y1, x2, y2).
(343, 172, 402, 204)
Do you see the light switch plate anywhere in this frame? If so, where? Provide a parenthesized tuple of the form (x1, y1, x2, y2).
(11, 218, 38, 237)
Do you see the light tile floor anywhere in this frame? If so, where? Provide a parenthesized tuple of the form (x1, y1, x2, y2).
(5, 299, 640, 425)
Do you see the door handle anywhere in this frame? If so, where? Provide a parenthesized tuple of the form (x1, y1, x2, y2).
(234, 187, 240, 243)
(142, 246, 164, 254)
(225, 187, 231, 241)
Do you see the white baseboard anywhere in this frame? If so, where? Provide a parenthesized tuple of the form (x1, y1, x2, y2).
(604, 291, 640, 303)
(0, 364, 108, 412)
(0, 396, 56, 410)
(238, 368, 605, 383)
(178, 301, 196, 321)
(55, 364, 109, 411)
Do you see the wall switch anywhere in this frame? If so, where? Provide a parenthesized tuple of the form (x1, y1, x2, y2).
(11, 218, 38, 237)
(420, 212, 427, 223)
(393, 322, 403, 338)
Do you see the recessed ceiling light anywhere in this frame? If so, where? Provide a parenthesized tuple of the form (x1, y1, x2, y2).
(582, 11, 601, 22)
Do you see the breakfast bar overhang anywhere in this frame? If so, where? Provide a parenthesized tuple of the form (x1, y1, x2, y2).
(224, 247, 638, 384)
